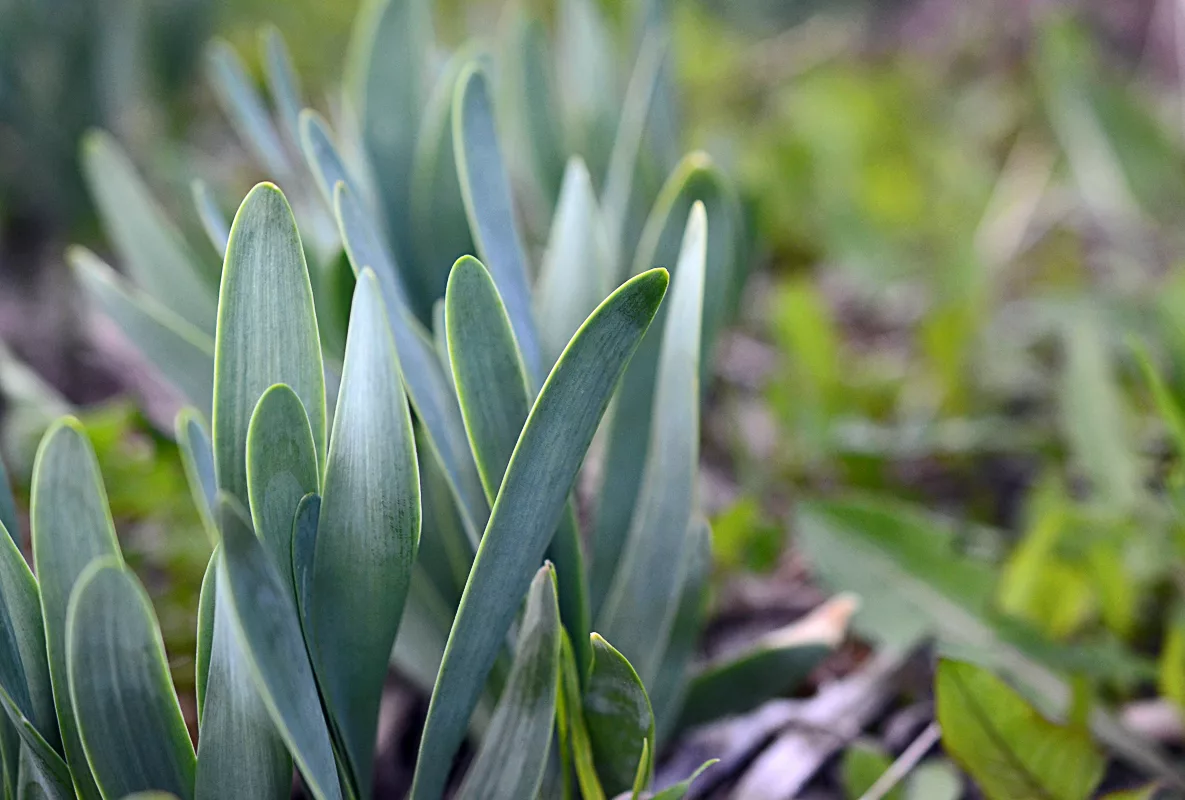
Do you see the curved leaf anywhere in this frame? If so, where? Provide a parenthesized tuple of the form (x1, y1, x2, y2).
(80, 131, 218, 333)
(445, 255, 590, 682)
(191, 180, 230, 259)
(175, 410, 217, 542)
(0, 692, 73, 800)
(310, 269, 420, 796)
(535, 159, 613, 370)
(0, 518, 55, 748)
(651, 760, 718, 800)
(301, 112, 362, 215)
(455, 565, 561, 800)
(195, 556, 291, 800)
(0, 448, 18, 544)
(206, 40, 291, 179)
(675, 595, 855, 731)
(411, 268, 669, 800)
(259, 26, 303, 152)
(71, 248, 215, 417)
(558, 632, 604, 800)
(212, 182, 326, 509)
(453, 63, 541, 378)
(246, 384, 319, 589)
(936, 660, 1104, 800)
(332, 182, 409, 318)
(31, 419, 124, 800)
(66, 560, 195, 799)
(217, 496, 341, 800)
(291, 493, 320, 645)
(598, 203, 706, 684)
(583, 635, 654, 796)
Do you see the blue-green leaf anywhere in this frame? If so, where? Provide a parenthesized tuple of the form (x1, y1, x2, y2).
(502, 14, 566, 209)
(311, 269, 420, 797)
(80, 131, 218, 333)
(598, 203, 706, 684)
(535, 159, 614, 370)
(0, 518, 55, 750)
(332, 182, 409, 318)
(31, 419, 124, 800)
(445, 255, 591, 682)
(302, 112, 363, 217)
(259, 26, 303, 153)
(290, 493, 319, 645)
(246, 384, 319, 591)
(175, 410, 217, 542)
(217, 496, 341, 800)
(206, 40, 291, 180)
(411, 267, 669, 800)
(455, 565, 561, 800)
(0, 448, 18, 545)
(583, 635, 655, 796)
(453, 63, 541, 379)
(0, 696, 73, 800)
(66, 560, 195, 799)
(70, 247, 215, 418)
(195, 555, 291, 800)
(191, 180, 230, 258)
(556, 0, 619, 180)
(212, 183, 326, 509)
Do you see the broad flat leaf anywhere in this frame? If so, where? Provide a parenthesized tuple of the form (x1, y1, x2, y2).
(592, 159, 738, 617)
(0, 449, 18, 544)
(535, 158, 614, 370)
(675, 595, 855, 731)
(455, 565, 561, 800)
(582, 635, 654, 796)
(598, 204, 706, 684)
(345, 0, 433, 269)
(651, 516, 710, 743)
(80, 131, 218, 333)
(841, 743, 898, 800)
(650, 760, 717, 800)
(0, 517, 55, 748)
(206, 40, 291, 179)
(453, 63, 542, 379)
(191, 180, 229, 259)
(175, 410, 217, 541)
(409, 50, 475, 322)
(66, 560, 195, 799)
(31, 419, 124, 800)
(601, 36, 667, 269)
(217, 496, 342, 800)
(212, 183, 326, 510)
(936, 660, 1104, 800)
(411, 268, 669, 800)
(71, 248, 215, 418)
(195, 556, 291, 800)
(559, 633, 605, 800)
(259, 26, 303, 152)
(311, 270, 420, 797)
(246, 384, 319, 591)
(335, 184, 488, 545)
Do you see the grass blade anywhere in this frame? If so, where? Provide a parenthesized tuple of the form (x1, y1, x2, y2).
(71, 247, 215, 418)
(31, 419, 124, 800)
(598, 204, 706, 684)
(453, 63, 542, 379)
(535, 158, 614, 370)
(80, 131, 219, 334)
(213, 183, 326, 509)
(583, 634, 654, 796)
(0, 519, 55, 750)
(411, 267, 669, 800)
(207, 40, 291, 180)
(66, 560, 195, 799)
(0, 454, 16, 546)
(311, 269, 420, 796)
(195, 556, 291, 800)
(246, 384, 319, 591)
(455, 565, 561, 800)
(445, 256, 591, 676)
(559, 632, 605, 800)
(217, 496, 342, 800)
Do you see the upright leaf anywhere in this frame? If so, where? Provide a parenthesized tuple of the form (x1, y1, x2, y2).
(246, 384, 319, 590)
(80, 131, 218, 333)
(411, 268, 669, 800)
(556, 0, 619, 179)
(453, 63, 542, 378)
(175, 410, 217, 541)
(582, 635, 655, 796)
(2, 701, 73, 799)
(0, 521, 54, 749)
(598, 204, 706, 683)
(206, 40, 291, 180)
(66, 560, 195, 799)
(332, 182, 410, 320)
(259, 26, 303, 152)
(212, 183, 326, 509)
(0, 451, 18, 545)
(311, 270, 420, 796)
(71, 248, 215, 418)
(936, 660, 1105, 800)
(31, 419, 123, 800)
(191, 180, 230, 259)
(217, 497, 342, 800)
(455, 565, 561, 800)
